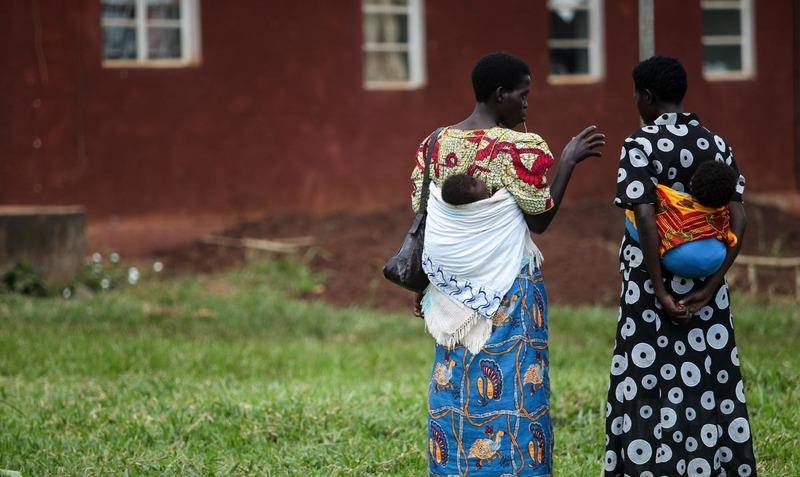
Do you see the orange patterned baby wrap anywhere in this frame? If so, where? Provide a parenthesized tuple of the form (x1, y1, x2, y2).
(626, 185, 738, 255)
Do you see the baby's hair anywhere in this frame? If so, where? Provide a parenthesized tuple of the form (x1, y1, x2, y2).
(690, 161, 738, 208)
(441, 174, 489, 205)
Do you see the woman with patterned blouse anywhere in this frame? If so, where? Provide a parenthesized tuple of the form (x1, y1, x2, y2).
(605, 56, 756, 477)
(411, 52, 604, 476)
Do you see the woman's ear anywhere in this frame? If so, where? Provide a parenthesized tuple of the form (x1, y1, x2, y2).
(494, 86, 505, 104)
(643, 89, 656, 105)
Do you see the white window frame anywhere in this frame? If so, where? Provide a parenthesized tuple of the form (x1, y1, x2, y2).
(362, 0, 426, 90)
(701, 0, 755, 81)
(101, 0, 202, 68)
(547, 0, 604, 84)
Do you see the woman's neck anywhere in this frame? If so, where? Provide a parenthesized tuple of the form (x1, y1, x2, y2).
(655, 103, 684, 116)
(452, 103, 501, 130)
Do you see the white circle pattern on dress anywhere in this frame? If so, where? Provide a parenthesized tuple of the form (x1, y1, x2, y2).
(701, 423, 718, 447)
(604, 450, 617, 471)
(625, 281, 641, 304)
(687, 457, 710, 477)
(657, 138, 675, 152)
(688, 328, 707, 351)
(607, 117, 755, 476)
(707, 324, 729, 349)
(627, 439, 653, 465)
(629, 147, 649, 167)
(714, 135, 726, 152)
(668, 167, 678, 179)
(611, 354, 628, 376)
(668, 124, 689, 136)
(622, 317, 636, 339)
(680, 148, 694, 167)
(632, 343, 656, 368)
(661, 363, 676, 380)
(674, 341, 686, 356)
(685, 437, 698, 453)
(661, 407, 678, 429)
(626, 181, 645, 199)
(701, 390, 715, 410)
(671, 276, 693, 294)
(681, 362, 702, 387)
(668, 386, 684, 404)
(634, 137, 653, 155)
(720, 399, 735, 415)
(728, 417, 751, 443)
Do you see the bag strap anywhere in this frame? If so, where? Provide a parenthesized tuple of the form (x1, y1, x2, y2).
(419, 127, 444, 214)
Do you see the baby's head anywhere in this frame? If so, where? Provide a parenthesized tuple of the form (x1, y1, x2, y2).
(441, 174, 490, 205)
(689, 161, 738, 208)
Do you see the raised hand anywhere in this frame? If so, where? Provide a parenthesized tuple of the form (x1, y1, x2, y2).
(561, 125, 606, 165)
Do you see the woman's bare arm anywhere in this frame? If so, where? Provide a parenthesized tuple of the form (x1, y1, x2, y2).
(525, 126, 605, 234)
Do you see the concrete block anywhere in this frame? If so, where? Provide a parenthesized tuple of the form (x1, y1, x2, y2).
(0, 206, 86, 286)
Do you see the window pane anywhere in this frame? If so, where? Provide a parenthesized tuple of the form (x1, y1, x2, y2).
(548, 0, 589, 9)
(702, 8, 741, 36)
(103, 27, 137, 59)
(704, 45, 742, 72)
(147, 0, 181, 19)
(364, 51, 409, 82)
(364, 0, 408, 6)
(550, 48, 590, 75)
(364, 13, 408, 43)
(101, 0, 136, 20)
(549, 10, 589, 39)
(147, 27, 182, 59)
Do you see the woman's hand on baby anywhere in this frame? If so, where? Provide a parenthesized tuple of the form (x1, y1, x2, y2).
(561, 125, 606, 165)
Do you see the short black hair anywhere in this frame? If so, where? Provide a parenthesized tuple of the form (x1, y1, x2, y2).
(471, 52, 531, 102)
(441, 174, 489, 205)
(632, 56, 688, 104)
(690, 160, 738, 208)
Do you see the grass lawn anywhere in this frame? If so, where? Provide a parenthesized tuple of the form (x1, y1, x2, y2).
(1, 260, 798, 476)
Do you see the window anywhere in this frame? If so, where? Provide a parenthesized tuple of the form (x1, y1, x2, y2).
(101, 0, 201, 67)
(547, 0, 604, 83)
(362, 0, 426, 89)
(701, 0, 755, 79)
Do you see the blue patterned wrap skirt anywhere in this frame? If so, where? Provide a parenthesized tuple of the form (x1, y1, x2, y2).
(427, 264, 552, 477)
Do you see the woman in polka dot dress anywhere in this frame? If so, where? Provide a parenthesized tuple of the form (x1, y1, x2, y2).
(604, 57, 757, 477)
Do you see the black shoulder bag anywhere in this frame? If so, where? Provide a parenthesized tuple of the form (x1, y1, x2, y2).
(383, 127, 444, 293)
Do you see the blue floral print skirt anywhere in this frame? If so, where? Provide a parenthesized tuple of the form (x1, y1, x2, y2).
(427, 264, 552, 477)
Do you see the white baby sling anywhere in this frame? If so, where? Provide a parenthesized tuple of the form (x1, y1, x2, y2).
(422, 182, 543, 354)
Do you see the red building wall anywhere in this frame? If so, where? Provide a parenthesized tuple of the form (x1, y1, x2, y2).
(0, 0, 796, 219)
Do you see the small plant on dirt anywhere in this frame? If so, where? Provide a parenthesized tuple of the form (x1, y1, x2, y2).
(1, 260, 48, 296)
(61, 252, 165, 299)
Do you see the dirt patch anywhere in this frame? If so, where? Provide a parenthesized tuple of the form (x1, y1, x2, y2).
(153, 199, 800, 312)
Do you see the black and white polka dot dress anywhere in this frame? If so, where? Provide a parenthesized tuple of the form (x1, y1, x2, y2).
(604, 113, 757, 477)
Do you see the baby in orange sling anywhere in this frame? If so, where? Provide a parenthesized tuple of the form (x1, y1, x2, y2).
(626, 161, 739, 278)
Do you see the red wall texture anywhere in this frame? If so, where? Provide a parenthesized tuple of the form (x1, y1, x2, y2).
(1, 0, 796, 219)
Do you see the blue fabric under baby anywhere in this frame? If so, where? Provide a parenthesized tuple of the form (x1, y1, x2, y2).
(625, 218, 727, 278)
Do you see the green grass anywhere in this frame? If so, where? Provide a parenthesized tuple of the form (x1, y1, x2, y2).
(1, 260, 798, 476)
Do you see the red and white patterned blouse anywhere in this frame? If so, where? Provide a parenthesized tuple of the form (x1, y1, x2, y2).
(411, 126, 555, 215)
